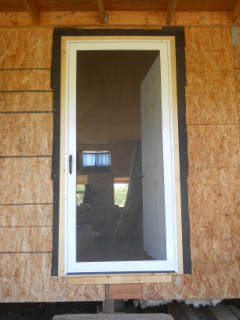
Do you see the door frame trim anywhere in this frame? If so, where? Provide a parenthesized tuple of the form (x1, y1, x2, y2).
(58, 36, 183, 275)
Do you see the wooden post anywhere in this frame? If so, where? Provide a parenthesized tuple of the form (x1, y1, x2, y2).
(103, 284, 114, 314)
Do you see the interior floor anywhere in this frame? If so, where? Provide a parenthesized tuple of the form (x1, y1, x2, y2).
(76, 225, 154, 262)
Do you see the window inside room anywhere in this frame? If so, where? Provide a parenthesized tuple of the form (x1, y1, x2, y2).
(82, 151, 111, 173)
(76, 175, 88, 206)
(114, 177, 129, 207)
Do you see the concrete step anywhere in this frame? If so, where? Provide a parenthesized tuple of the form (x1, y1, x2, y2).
(53, 314, 174, 320)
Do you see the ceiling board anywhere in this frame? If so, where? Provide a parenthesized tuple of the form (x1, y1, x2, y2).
(34, 0, 99, 11)
(0, 0, 237, 13)
(175, 0, 237, 11)
(0, 0, 25, 12)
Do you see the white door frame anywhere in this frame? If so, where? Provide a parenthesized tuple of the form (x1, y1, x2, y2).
(61, 37, 182, 274)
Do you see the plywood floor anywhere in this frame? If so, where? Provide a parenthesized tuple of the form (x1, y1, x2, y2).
(76, 225, 154, 262)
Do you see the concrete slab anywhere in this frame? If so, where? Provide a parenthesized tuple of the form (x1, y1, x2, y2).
(52, 314, 174, 320)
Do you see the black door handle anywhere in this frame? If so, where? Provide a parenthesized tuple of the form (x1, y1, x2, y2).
(69, 155, 72, 174)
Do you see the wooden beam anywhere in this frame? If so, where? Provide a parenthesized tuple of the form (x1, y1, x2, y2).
(166, 0, 178, 25)
(68, 274, 172, 284)
(97, 0, 106, 24)
(233, 0, 240, 24)
(109, 284, 143, 299)
(22, 0, 39, 25)
(0, 11, 233, 28)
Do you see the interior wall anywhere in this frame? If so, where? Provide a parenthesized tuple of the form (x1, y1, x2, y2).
(0, 26, 239, 302)
(76, 51, 158, 144)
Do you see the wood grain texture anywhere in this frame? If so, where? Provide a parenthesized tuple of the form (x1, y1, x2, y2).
(186, 93, 238, 125)
(68, 275, 172, 285)
(0, 0, 237, 14)
(237, 92, 240, 110)
(166, 0, 178, 25)
(0, 253, 105, 302)
(0, 11, 234, 28)
(0, 26, 239, 302)
(145, 27, 240, 300)
(233, 0, 240, 24)
(0, 204, 53, 227)
(0, 92, 53, 112)
(0, 28, 52, 69)
(235, 69, 240, 91)
(0, 227, 52, 252)
(185, 27, 233, 51)
(0, 113, 53, 156)
(186, 71, 236, 94)
(188, 167, 240, 216)
(234, 45, 240, 68)
(0, 157, 53, 204)
(144, 272, 240, 300)
(41, 11, 233, 27)
(109, 284, 143, 299)
(185, 50, 234, 72)
(187, 125, 239, 168)
(22, 0, 39, 25)
(0, 70, 50, 91)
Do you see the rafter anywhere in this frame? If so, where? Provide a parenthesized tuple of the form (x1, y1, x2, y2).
(22, 0, 39, 25)
(166, 0, 178, 25)
(233, 0, 240, 24)
(97, 0, 106, 24)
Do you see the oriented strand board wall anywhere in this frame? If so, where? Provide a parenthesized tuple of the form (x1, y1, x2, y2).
(0, 26, 239, 302)
(0, 28, 104, 302)
(144, 26, 240, 300)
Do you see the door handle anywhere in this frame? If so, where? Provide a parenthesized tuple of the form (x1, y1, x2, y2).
(69, 155, 72, 174)
(137, 172, 144, 177)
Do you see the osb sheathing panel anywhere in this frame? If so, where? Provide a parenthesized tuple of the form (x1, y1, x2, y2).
(0, 28, 52, 69)
(0, 227, 52, 252)
(236, 69, 240, 91)
(184, 27, 233, 50)
(0, 113, 53, 156)
(144, 170, 240, 299)
(237, 92, 240, 110)
(0, 26, 239, 302)
(0, 26, 105, 303)
(187, 125, 239, 168)
(0, 253, 104, 302)
(144, 272, 240, 300)
(144, 26, 240, 300)
(188, 167, 240, 216)
(234, 46, 240, 69)
(0, 158, 53, 204)
(187, 170, 240, 269)
(233, 27, 240, 68)
(186, 50, 234, 72)
(1, 205, 52, 227)
(186, 93, 238, 124)
(186, 71, 236, 94)
(0, 92, 53, 112)
(0, 70, 50, 91)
